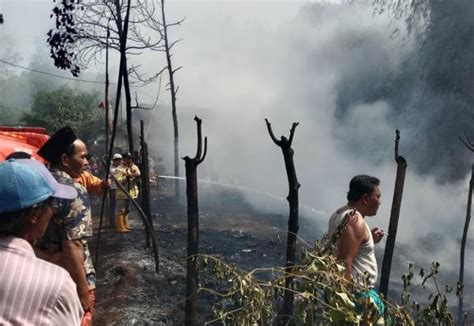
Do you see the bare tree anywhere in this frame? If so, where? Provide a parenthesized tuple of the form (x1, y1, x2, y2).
(380, 129, 407, 298)
(183, 116, 207, 326)
(458, 132, 473, 324)
(265, 118, 300, 322)
(48, 0, 165, 153)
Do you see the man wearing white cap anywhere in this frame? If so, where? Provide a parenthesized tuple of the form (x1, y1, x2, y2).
(0, 159, 83, 325)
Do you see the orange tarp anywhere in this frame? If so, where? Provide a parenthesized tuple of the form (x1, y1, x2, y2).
(0, 131, 49, 149)
(0, 135, 45, 162)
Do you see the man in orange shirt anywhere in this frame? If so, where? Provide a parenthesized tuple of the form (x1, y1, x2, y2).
(74, 168, 109, 197)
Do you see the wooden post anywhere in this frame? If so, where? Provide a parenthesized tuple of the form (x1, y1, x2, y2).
(183, 116, 207, 326)
(458, 165, 473, 324)
(140, 120, 153, 248)
(380, 129, 407, 297)
(457, 128, 473, 324)
(265, 118, 300, 322)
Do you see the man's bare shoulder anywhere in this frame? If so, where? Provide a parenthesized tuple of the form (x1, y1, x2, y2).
(345, 210, 367, 238)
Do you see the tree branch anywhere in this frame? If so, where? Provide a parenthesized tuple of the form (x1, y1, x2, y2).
(198, 137, 208, 165)
(459, 130, 474, 152)
(288, 122, 300, 146)
(194, 116, 203, 160)
(265, 118, 281, 146)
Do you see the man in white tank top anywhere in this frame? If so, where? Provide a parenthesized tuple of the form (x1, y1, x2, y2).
(328, 175, 385, 287)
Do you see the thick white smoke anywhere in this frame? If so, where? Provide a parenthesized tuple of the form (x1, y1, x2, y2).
(137, 1, 472, 285)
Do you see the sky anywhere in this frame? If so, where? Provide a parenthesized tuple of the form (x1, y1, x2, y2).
(1, 0, 472, 290)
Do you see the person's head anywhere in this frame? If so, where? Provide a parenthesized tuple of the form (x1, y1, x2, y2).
(38, 127, 90, 178)
(0, 159, 77, 242)
(347, 175, 381, 217)
(122, 152, 133, 166)
(5, 151, 32, 160)
(112, 153, 122, 167)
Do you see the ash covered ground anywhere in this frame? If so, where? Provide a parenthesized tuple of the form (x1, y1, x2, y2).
(89, 182, 322, 325)
(89, 181, 472, 325)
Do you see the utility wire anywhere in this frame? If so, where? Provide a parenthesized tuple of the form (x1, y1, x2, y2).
(0, 58, 159, 99)
(0, 58, 115, 85)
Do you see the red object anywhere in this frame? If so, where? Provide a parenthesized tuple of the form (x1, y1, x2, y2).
(0, 131, 49, 149)
(0, 135, 45, 162)
(0, 126, 50, 162)
(80, 290, 95, 326)
(0, 126, 47, 134)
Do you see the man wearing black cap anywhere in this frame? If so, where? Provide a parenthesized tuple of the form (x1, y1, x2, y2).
(36, 126, 96, 326)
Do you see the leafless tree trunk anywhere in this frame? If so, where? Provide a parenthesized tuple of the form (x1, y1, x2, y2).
(105, 23, 110, 159)
(265, 119, 300, 322)
(183, 116, 207, 326)
(380, 129, 407, 298)
(140, 120, 154, 248)
(95, 0, 130, 269)
(112, 0, 135, 153)
(123, 60, 134, 153)
(458, 132, 473, 324)
(160, 0, 181, 198)
(458, 165, 473, 324)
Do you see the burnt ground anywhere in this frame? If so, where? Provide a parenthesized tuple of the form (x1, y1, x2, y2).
(89, 182, 325, 325)
(89, 181, 474, 325)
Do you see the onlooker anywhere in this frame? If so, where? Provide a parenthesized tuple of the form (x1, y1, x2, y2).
(5, 151, 32, 160)
(115, 152, 141, 232)
(327, 175, 385, 316)
(36, 126, 97, 326)
(0, 159, 83, 325)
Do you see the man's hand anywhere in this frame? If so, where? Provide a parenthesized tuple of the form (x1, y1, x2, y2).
(102, 179, 111, 190)
(371, 227, 385, 244)
(78, 287, 92, 311)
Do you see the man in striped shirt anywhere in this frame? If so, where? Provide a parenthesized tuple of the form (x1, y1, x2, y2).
(0, 159, 83, 325)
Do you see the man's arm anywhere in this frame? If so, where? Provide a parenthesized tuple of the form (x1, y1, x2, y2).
(75, 171, 107, 197)
(336, 213, 368, 281)
(60, 239, 92, 311)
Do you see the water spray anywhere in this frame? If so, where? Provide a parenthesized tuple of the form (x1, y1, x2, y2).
(157, 175, 326, 218)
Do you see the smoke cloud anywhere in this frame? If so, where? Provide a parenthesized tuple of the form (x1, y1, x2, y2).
(136, 1, 472, 284)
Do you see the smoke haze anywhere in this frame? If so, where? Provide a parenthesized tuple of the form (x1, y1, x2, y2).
(1, 0, 472, 293)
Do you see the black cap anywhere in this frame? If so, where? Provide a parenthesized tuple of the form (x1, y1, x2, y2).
(38, 126, 77, 163)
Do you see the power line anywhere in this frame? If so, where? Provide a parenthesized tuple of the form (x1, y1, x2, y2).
(0, 58, 159, 99)
(0, 58, 114, 85)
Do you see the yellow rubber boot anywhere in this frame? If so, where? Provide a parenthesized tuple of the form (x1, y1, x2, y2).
(115, 214, 129, 233)
(123, 214, 133, 230)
